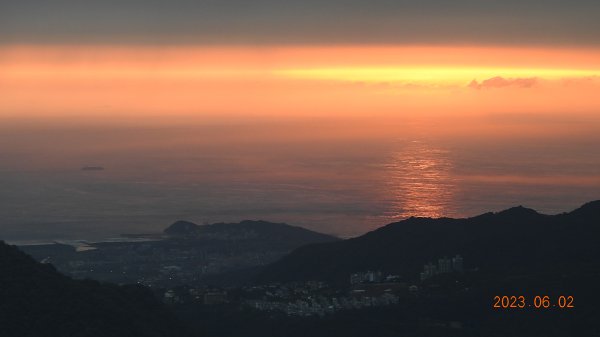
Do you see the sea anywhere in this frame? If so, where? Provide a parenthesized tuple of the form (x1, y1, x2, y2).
(1, 115, 599, 242)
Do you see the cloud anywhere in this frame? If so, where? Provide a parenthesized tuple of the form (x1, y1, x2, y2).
(468, 76, 538, 89)
(560, 75, 600, 86)
(2, 0, 600, 45)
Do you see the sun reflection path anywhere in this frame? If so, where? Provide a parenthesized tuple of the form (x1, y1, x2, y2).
(381, 140, 457, 220)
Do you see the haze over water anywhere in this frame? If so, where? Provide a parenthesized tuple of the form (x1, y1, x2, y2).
(2, 113, 598, 242)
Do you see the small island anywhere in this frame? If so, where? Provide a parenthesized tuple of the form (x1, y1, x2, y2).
(81, 166, 105, 171)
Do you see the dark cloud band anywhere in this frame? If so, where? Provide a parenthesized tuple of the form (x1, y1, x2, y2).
(1, 0, 599, 45)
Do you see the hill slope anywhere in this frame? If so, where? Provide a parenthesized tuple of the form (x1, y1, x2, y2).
(0, 241, 189, 337)
(257, 201, 600, 285)
(164, 219, 339, 247)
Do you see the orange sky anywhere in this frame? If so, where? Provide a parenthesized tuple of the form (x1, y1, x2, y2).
(1, 45, 600, 122)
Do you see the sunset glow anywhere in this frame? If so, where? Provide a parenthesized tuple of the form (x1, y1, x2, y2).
(277, 67, 600, 85)
(2, 45, 600, 121)
(0, 45, 600, 132)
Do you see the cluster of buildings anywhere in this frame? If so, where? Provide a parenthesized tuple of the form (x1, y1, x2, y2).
(158, 254, 467, 316)
(350, 255, 465, 286)
(25, 239, 290, 289)
(161, 281, 406, 317)
(242, 273, 415, 316)
(247, 292, 400, 317)
(350, 270, 383, 284)
(163, 287, 229, 305)
(350, 271, 402, 285)
(420, 254, 463, 281)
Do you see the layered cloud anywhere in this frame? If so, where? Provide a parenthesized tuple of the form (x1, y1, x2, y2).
(1, 0, 600, 45)
(468, 77, 538, 89)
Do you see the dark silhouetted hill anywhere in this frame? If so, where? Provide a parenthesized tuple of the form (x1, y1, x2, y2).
(164, 220, 200, 236)
(257, 201, 600, 285)
(164, 220, 339, 246)
(0, 241, 189, 337)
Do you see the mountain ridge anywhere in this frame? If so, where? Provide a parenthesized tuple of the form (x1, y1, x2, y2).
(257, 201, 600, 285)
(163, 219, 339, 243)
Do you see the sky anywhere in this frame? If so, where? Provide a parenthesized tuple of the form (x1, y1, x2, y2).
(1, 0, 600, 240)
(2, 0, 600, 121)
(1, 0, 600, 45)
